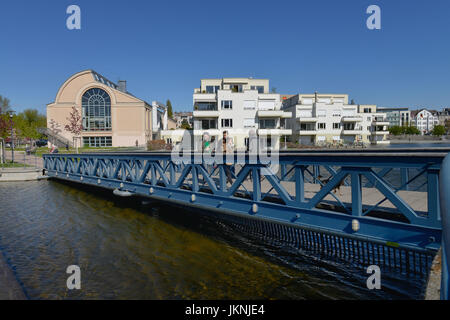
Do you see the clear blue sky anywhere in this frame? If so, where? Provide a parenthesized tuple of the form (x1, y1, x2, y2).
(0, 0, 449, 114)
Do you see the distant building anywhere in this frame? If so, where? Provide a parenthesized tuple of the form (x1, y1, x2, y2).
(377, 107, 410, 127)
(436, 108, 450, 126)
(173, 112, 193, 128)
(411, 109, 440, 134)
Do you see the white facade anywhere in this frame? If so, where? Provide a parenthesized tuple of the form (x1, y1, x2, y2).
(412, 109, 440, 134)
(192, 78, 292, 151)
(283, 94, 389, 145)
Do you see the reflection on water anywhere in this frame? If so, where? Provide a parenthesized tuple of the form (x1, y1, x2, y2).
(0, 180, 426, 299)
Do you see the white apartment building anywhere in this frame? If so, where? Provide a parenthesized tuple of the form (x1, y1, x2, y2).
(411, 109, 440, 134)
(191, 78, 292, 151)
(282, 93, 389, 146)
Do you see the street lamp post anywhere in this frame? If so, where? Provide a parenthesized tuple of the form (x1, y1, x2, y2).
(9, 112, 14, 164)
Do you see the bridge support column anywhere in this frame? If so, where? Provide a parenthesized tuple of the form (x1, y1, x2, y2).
(351, 172, 362, 217)
(439, 154, 450, 300)
(401, 168, 409, 191)
(428, 168, 441, 227)
(295, 165, 306, 203)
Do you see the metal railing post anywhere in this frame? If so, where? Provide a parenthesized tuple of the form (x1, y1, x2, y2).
(439, 153, 450, 300)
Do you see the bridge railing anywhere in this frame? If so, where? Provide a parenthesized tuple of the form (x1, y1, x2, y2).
(43, 149, 449, 284)
(440, 153, 450, 299)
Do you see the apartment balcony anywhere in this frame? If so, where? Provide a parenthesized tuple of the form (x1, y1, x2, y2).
(342, 128, 363, 135)
(372, 119, 390, 126)
(193, 93, 217, 101)
(298, 117, 318, 122)
(257, 128, 292, 136)
(371, 130, 389, 135)
(193, 129, 221, 136)
(341, 116, 363, 122)
(299, 130, 317, 135)
(193, 110, 220, 118)
(257, 110, 292, 118)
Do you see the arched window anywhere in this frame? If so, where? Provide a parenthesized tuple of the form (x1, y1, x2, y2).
(81, 88, 111, 131)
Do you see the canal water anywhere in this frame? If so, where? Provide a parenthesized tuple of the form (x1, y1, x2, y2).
(0, 179, 428, 299)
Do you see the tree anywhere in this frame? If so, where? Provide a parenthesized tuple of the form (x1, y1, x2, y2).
(180, 119, 191, 130)
(0, 95, 12, 114)
(431, 125, 446, 136)
(64, 106, 83, 153)
(14, 109, 46, 141)
(389, 126, 403, 135)
(166, 100, 173, 118)
(350, 99, 356, 105)
(404, 126, 420, 135)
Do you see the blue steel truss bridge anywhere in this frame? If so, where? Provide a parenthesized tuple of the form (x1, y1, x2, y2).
(43, 148, 450, 298)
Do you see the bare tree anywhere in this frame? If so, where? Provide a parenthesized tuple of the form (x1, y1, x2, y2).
(64, 106, 83, 153)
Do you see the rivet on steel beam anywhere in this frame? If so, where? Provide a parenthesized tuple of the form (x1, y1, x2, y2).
(55, 172, 58, 176)
(352, 219, 360, 232)
(97, 179, 101, 184)
(80, 176, 83, 181)
(296, 214, 301, 219)
(191, 194, 196, 202)
(149, 187, 154, 194)
(66, 174, 69, 178)
(120, 182, 124, 188)
(252, 203, 258, 213)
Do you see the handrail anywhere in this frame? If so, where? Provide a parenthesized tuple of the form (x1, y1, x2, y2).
(439, 152, 450, 299)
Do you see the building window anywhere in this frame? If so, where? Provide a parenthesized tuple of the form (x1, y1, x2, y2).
(195, 102, 217, 111)
(221, 118, 233, 128)
(205, 86, 220, 93)
(82, 88, 112, 131)
(300, 123, 315, 131)
(332, 110, 341, 117)
(250, 86, 264, 93)
(221, 100, 233, 110)
(229, 84, 243, 92)
(363, 108, 371, 113)
(318, 123, 326, 130)
(82, 136, 112, 147)
(259, 119, 276, 129)
(200, 119, 217, 130)
(332, 123, 340, 129)
(244, 100, 256, 110)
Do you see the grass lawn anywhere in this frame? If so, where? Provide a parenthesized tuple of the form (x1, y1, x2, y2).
(30, 146, 132, 157)
(0, 162, 32, 168)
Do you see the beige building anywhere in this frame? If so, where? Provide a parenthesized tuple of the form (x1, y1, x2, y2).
(47, 70, 168, 147)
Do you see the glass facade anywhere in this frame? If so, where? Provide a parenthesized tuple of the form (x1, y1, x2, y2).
(83, 136, 112, 147)
(82, 88, 112, 131)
